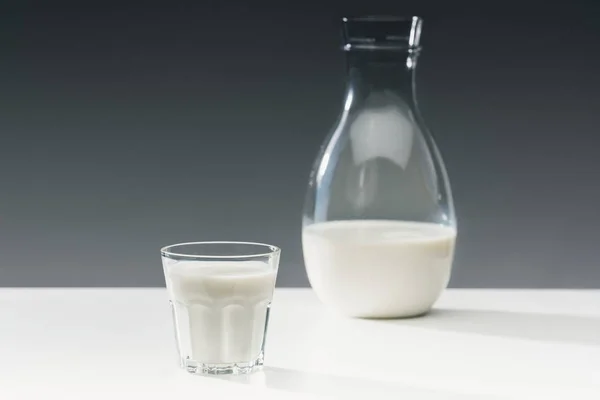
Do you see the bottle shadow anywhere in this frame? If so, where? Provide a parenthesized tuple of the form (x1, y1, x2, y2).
(215, 366, 492, 399)
(379, 308, 600, 346)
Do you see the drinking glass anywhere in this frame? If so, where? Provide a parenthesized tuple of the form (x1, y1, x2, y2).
(161, 241, 281, 375)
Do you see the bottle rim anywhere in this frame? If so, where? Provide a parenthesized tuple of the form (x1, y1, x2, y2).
(342, 15, 423, 51)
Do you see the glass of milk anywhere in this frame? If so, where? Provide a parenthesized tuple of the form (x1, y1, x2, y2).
(160, 241, 281, 375)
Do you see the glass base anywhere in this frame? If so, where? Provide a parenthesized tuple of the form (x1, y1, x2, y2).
(182, 353, 264, 375)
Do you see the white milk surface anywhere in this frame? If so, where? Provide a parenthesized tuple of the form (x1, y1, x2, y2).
(163, 260, 276, 364)
(303, 220, 456, 318)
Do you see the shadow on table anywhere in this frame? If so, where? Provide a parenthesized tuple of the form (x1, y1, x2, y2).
(380, 308, 600, 346)
(216, 366, 488, 399)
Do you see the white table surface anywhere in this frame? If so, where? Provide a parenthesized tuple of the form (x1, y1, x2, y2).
(1, 288, 600, 399)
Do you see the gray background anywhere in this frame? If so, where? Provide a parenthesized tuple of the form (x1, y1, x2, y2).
(1, 1, 599, 288)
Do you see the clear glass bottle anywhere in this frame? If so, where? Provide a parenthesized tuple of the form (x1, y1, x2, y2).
(302, 16, 457, 318)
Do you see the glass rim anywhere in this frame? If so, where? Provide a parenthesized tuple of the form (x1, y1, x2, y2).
(160, 241, 281, 260)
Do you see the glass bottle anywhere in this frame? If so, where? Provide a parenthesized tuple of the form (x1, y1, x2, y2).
(302, 16, 457, 318)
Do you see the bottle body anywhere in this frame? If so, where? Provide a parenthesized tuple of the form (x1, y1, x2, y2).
(302, 16, 456, 318)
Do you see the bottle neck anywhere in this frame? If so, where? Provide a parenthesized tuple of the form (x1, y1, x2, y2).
(344, 49, 419, 112)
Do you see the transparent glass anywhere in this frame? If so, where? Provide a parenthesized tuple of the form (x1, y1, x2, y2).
(161, 241, 281, 375)
(302, 16, 457, 318)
